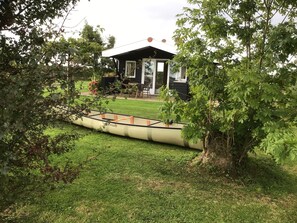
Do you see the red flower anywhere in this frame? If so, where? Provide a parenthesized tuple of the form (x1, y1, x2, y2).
(88, 80, 99, 95)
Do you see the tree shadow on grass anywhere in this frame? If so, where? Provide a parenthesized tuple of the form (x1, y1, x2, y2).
(236, 156, 297, 223)
(237, 156, 297, 196)
(0, 173, 51, 223)
(178, 152, 297, 198)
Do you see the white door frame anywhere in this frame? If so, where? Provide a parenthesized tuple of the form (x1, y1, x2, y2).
(142, 58, 169, 95)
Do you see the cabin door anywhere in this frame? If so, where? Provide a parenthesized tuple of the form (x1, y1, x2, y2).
(154, 61, 168, 94)
(142, 59, 169, 95)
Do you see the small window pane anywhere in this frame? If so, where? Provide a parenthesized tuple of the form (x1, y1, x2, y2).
(144, 60, 154, 87)
(180, 67, 187, 80)
(169, 62, 178, 83)
(125, 61, 136, 78)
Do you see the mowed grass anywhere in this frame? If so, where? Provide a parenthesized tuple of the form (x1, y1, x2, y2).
(1, 124, 296, 223)
(76, 80, 163, 119)
(107, 99, 163, 119)
(76, 80, 89, 93)
(1, 95, 297, 223)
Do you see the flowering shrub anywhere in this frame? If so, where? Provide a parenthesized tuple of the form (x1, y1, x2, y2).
(88, 80, 99, 95)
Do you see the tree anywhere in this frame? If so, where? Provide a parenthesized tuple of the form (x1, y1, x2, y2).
(51, 23, 116, 81)
(77, 23, 103, 74)
(0, 0, 94, 182)
(78, 23, 116, 76)
(171, 0, 297, 171)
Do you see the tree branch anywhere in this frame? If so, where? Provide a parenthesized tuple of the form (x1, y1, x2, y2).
(53, 5, 76, 42)
(259, 0, 273, 70)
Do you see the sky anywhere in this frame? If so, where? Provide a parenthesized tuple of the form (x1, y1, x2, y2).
(61, 0, 190, 47)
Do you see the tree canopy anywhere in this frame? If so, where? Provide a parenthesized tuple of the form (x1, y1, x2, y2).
(49, 23, 116, 81)
(170, 0, 297, 171)
(0, 0, 96, 181)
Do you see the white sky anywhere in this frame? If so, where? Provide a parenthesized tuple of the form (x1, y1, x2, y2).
(61, 0, 189, 47)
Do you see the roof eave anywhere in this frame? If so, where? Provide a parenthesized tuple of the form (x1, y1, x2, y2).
(102, 40, 177, 58)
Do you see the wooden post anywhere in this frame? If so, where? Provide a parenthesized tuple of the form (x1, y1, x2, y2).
(114, 115, 118, 122)
(101, 114, 105, 119)
(130, 116, 134, 124)
(146, 120, 150, 126)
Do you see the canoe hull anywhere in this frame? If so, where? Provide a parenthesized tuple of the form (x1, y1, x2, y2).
(71, 112, 202, 150)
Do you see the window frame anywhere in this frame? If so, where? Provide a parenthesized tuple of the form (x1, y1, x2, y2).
(125, 60, 137, 78)
(179, 66, 187, 81)
(169, 62, 187, 82)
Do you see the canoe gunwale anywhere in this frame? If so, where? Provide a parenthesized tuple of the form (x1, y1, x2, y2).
(84, 116, 183, 130)
(84, 112, 184, 130)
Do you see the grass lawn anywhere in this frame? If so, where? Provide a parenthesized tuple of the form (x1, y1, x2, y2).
(1, 93, 296, 223)
(73, 80, 163, 119)
(75, 80, 89, 93)
(107, 99, 163, 119)
(1, 123, 296, 223)
(76, 79, 164, 119)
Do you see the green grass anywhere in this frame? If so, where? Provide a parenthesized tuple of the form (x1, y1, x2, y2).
(74, 80, 163, 119)
(75, 80, 89, 93)
(1, 92, 297, 222)
(77, 81, 163, 119)
(107, 99, 163, 119)
(1, 123, 296, 223)
(51, 80, 163, 119)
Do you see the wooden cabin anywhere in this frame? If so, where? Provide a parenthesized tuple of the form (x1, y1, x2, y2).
(102, 37, 190, 100)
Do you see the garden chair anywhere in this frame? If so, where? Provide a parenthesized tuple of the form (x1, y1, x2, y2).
(136, 83, 151, 98)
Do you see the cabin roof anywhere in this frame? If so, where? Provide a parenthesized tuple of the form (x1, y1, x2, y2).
(102, 38, 177, 58)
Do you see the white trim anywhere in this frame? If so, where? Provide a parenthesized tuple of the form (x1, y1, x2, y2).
(166, 63, 170, 87)
(151, 64, 155, 95)
(102, 39, 177, 57)
(142, 58, 155, 94)
(168, 62, 187, 83)
(141, 59, 145, 84)
(155, 60, 168, 94)
(178, 67, 187, 82)
(141, 58, 171, 95)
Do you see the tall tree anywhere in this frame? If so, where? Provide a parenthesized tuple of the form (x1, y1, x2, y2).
(171, 0, 297, 171)
(78, 23, 103, 74)
(52, 23, 116, 80)
(0, 0, 92, 182)
(79, 23, 116, 75)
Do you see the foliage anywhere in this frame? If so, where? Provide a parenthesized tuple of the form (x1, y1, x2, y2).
(0, 0, 105, 182)
(172, 0, 297, 169)
(159, 87, 184, 124)
(49, 23, 116, 81)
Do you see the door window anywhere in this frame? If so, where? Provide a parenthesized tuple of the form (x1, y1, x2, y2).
(144, 60, 154, 89)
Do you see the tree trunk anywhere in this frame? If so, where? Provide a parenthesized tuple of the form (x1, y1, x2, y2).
(198, 132, 250, 173)
(199, 133, 235, 172)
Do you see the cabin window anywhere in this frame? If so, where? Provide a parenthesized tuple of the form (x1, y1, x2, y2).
(125, 61, 136, 78)
(169, 63, 187, 82)
(179, 67, 187, 81)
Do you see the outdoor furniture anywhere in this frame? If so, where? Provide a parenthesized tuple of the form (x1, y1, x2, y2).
(136, 83, 151, 98)
(143, 82, 151, 97)
(120, 82, 138, 97)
